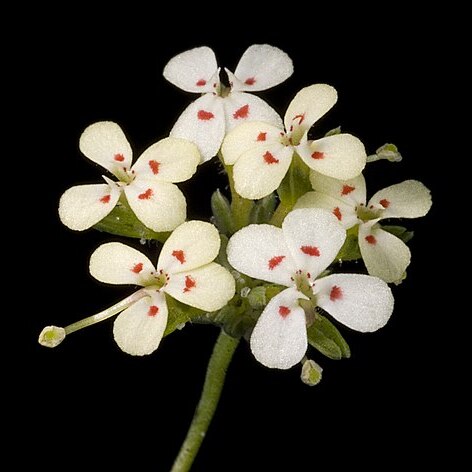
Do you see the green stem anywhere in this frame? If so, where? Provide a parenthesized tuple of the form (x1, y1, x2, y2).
(269, 201, 292, 227)
(170, 330, 239, 472)
(225, 165, 253, 230)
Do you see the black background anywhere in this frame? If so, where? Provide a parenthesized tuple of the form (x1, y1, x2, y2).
(19, 8, 450, 471)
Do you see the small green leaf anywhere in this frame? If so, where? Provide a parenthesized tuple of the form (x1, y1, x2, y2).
(307, 325, 342, 360)
(277, 154, 311, 207)
(382, 225, 414, 243)
(336, 226, 361, 261)
(315, 314, 351, 358)
(301, 359, 323, 386)
(325, 126, 341, 137)
(250, 193, 277, 224)
(93, 199, 169, 242)
(211, 189, 235, 235)
(164, 296, 204, 337)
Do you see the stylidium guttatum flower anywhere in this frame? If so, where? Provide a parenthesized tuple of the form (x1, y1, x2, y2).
(163, 44, 293, 161)
(227, 208, 394, 369)
(221, 84, 367, 199)
(59, 121, 200, 232)
(295, 172, 432, 283)
(39, 221, 235, 355)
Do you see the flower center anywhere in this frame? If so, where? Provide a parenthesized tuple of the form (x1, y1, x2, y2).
(293, 270, 315, 300)
(144, 270, 169, 290)
(356, 204, 382, 222)
(114, 166, 136, 185)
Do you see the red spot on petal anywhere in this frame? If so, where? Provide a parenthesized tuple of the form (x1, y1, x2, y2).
(263, 151, 279, 164)
(341, 185, 355, 196)
(172, 250, 186, 264)
(311, 151, 325, 160)
(148, 305, 159, 317)
(365, 235, 377, 245)
(148, 160, 160, 175)
(380, 199, 390, 208)
(278, 306, 291, 318)
(293, 114, 305, 125)
(233, 104, 249, 119)
(132, 263, 143, 274)
(100, 194, 111, 204)
(257, 132, 267, 142)
(114, 153, 125, 162)
(138, 188, 153, 200)
(330, 285, 343, 301)
(333, 207, 342, 221)
(183, 275, 196, 293)
(268, 255, 285, 270)
(301, 246, 320, 257)
(197, 110, 215, 121)
(245, 77, 256, 85)
(196, 79, 207, 86)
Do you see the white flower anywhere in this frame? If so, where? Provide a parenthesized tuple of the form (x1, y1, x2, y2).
(221, 84, 367, 199)
(295, 172, 432, 283)
(39, 221, 236, 355)
(227, 208, 394, 370)
(163, 44, 293, 162)
(59, 121, 200, 232)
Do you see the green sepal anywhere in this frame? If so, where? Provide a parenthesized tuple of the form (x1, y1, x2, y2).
(325, 126, 341, 137)
(336, 226, 361, 261)
(211, 189, 235, 236)
(250, 193, 277, 224)
(307, 313, 351, 359)
(277, 154, 311, 207)
(93, 199, 169, 242)
(382, 225, 414, 243)
(164, 296, 204, 337)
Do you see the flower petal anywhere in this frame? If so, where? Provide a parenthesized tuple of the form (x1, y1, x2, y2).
(132, 137, 200, 183)
(297, 134, 366, 180)
(309, 171, 367, 206)
(284, 84, 338, 139)
(233, 143, 293, 199)
(165, 263, 235, 312)
(170, 94, 225, 162)
(89, 242, 155, 285)
(294, 191, 359, 229)
(231, 44, 293, 92)
(223, 91, 283, 132)
(113, 291, 168, 356)
(124, 179, 186, 232)
(79, 121, 133, 176)
(163, 46, 219, 93)
(282, 208, 346, 279)
(58, 182, 120, 231)
(157, 220, 220, 274)
(368, 180, 432, 219)
(359, 224, 411, 283)
(250, 287, 308, 370)
(221, 121, 283, 165)
(227, 224, 296, 286)
(314, 273, 394, 332)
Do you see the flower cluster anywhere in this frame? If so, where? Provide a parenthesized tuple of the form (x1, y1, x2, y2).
(40, 44, 431, 379)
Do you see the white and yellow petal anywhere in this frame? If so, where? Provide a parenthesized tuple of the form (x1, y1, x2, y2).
(233, 143, 293, 199)
(124, 179, 186, 232)
(297, 134, 366, 180)
(282, 209, 346, 278)
(79, 121, 133, 176)
(309, 171, 367, 206)
(113, 291, 168, 356)
(58, 181, 120, 231)
(165, 263, 235, 312)
(368, 180, 432, 219)
(358, 224, 411, 284)
(231, 44, 293, 92)
(157, 221, 220, 274)
(221, 121, 283, 165)
(223, 91, 283, 132)
(284, 84, 338, 141)
(314, 274, 394, 332)
(250, 287, 309, 370)
(132, 137, 200, 183)
(163, 46, 219, 93)
(170, 94, 225, 162)
(89, 242, 155, 286)
(227, 224, 296, 286)
(295, 191, 359, 229)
